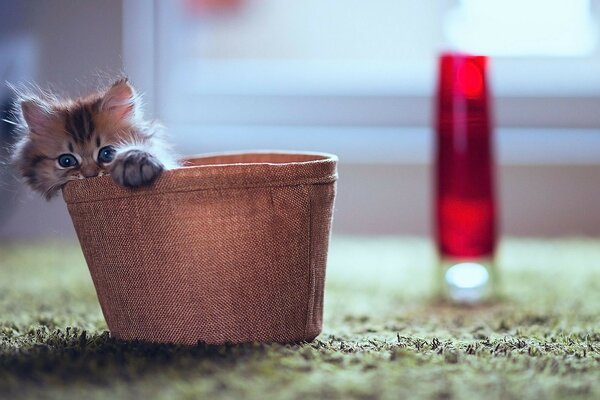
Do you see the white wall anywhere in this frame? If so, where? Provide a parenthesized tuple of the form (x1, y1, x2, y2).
(22, 0, 124, 94)
(334, 164, 600, 236)
(0, 0, 123, 241)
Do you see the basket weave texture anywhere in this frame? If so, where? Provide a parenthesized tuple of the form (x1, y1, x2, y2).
(63, 152, 337, 345)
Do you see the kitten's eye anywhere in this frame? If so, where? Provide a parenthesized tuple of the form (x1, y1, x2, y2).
(57, 154, 78, 168)
(98, 146, 116, 163)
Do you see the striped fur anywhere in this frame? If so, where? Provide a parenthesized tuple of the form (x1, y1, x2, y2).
(64, 100, 100, 143)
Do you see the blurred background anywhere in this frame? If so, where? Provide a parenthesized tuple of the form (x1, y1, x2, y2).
(1, 0, 599, 240)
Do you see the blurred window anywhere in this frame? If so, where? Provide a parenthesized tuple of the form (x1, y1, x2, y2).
(446, 0, 598, 56)
(126, 0, 600, 129)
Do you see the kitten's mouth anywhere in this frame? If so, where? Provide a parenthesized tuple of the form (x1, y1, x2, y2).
(75, 171, 109, 180)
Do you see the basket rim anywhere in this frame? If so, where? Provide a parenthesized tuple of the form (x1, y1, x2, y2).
(63, 150, 338, 204)
(180, 150, 337, 168)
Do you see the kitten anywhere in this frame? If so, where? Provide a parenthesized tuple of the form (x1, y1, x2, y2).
(11, 79, 178, 199)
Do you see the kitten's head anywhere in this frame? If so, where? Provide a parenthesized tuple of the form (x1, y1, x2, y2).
(13, 79, 142, 199)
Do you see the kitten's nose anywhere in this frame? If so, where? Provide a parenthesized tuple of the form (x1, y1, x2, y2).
(81, 168, 99, 178)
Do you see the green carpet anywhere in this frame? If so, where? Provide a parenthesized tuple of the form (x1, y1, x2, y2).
(1, 237, 599, 399)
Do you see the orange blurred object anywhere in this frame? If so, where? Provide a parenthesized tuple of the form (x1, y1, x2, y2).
(185, 0, 243, 14)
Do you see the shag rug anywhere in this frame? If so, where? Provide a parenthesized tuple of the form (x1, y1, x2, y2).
(0, 237, 599, 399)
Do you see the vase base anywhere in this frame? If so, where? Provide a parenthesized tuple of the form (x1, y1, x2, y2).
(437, 258, 497, 303)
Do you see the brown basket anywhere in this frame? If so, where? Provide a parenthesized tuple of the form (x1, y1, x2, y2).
(63, 152, 337, 345)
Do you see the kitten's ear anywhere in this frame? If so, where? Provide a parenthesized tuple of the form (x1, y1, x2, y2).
(20, 99, 53, 135)
(100, 79, 137, 120)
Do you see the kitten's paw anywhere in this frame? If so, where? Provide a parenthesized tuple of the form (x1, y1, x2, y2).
(110, 150, 164, 188)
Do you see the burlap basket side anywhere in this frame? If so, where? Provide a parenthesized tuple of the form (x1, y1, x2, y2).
(303, 182, 336, 339)
(64, 152, 337, 345)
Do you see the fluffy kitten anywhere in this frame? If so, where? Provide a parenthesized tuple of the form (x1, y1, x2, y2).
(12, 79, 178, 199)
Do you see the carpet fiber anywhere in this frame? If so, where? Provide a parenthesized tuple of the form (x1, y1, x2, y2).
(1, 237, 599, 399)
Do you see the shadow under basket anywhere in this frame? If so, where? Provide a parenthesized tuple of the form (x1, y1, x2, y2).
(63, 152, 338, 345)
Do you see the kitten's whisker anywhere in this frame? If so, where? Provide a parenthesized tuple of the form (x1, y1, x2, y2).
(43, 182, 64, 198)
(1, 118, 18, 126)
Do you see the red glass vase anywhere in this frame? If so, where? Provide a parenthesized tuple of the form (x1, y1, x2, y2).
(434, 53, 498, 302)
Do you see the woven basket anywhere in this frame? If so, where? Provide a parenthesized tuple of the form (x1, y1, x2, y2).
(63, 151, 337, 345)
